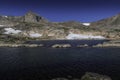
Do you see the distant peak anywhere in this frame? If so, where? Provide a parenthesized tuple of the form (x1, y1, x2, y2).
(24, 11, 48, 23)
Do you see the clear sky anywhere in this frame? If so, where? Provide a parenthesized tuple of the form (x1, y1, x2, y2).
(0, 0, 120, 22)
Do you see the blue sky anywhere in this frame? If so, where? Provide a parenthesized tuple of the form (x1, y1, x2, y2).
(0, 0, 120, 22)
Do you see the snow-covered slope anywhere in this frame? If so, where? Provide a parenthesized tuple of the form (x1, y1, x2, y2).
(66, 33, 105, 40)
(4, 28, 22, 34)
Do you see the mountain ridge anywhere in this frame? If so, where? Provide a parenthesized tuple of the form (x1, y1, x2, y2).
(0, 11, 119, 43)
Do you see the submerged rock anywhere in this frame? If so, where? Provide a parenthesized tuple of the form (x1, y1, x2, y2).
(81, 72, 112, 80)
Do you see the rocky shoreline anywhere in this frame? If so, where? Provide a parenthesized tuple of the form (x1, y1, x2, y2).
(0, 40, 119, 48)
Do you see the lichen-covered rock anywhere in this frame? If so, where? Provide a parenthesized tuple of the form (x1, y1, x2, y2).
(81, 72, 112, 80)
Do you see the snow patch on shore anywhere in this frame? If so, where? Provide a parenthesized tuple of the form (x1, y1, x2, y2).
(66, 33, 105, 40)
(82, 23, 91, 26)
(4, 28, 22, 34)
(29, 33, 42, 38)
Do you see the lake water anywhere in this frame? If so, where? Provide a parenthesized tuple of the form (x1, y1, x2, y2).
(0, 40, 120, 80)
(25, 40, 108, 47)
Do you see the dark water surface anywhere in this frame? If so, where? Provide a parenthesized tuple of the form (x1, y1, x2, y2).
(0, 40, 120, 80)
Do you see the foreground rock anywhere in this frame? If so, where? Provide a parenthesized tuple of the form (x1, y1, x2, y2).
(52, 44, 71, 48)
(81, 72, 112, 80)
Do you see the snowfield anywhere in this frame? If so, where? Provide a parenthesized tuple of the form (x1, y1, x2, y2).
(29, 33, 42, 38)
(66, 33, 105, 40)
(4, 28, 22, 34)
(82, 23, 91, 26)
